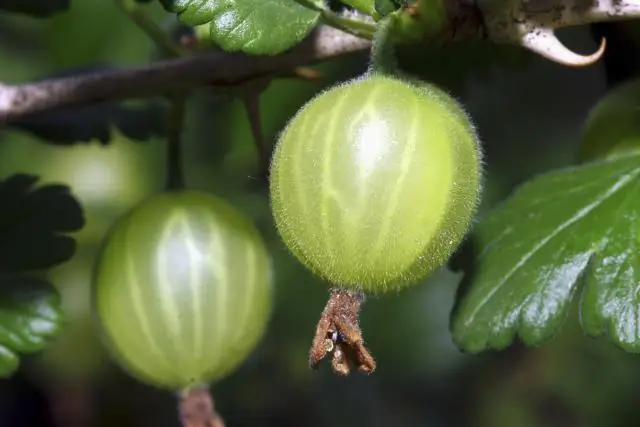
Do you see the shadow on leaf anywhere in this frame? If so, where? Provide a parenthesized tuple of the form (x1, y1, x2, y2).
(0, 174, 85, 273)
(7, 65, 168, 146)
(0, 0, 69, 18)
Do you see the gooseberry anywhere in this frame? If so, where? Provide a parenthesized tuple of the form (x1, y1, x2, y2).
(269, 72, 483, 294)
(92, 190, 273, 390)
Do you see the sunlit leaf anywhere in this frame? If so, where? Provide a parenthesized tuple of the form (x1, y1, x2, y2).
(452, 152, 640, 353)
(160, 0, 320, 55)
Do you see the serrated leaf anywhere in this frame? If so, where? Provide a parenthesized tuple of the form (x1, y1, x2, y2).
(9, 67, 167, 145)
(0, 174, 85, 273)
(11, 102, 167, 146)
(452, 153, 640, 353)
(0, 276, 64, 377)
(0, 0, 69, 17)
(161, 0, 320, 55)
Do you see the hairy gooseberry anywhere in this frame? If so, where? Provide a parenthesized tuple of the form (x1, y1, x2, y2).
(269, 72, 482, 375)
(270, 72, 482, 293)
(92, 190, 273, 391)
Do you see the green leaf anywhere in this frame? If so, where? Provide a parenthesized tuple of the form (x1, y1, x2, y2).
(0, 0, 69, 17)
(341, 0, 376, 15)
(0, 276, 64, 377)
(160, 0, 320, 55)
(579, 78, 640, 164)
(374, 0, 397, 16)
(452, 153, 640, 353)
(0, 174, 85, 273)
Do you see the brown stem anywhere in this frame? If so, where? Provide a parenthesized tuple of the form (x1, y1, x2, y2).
(178, 386, 225, 427)
(0, 26, 368, 124)
(309, 287, 376, 376)
(240, 81, 271, 182)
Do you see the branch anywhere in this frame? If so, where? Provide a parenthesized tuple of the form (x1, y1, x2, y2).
(0, 26, 369, 124)
(1, 0, 640, 124)
(481, 0, 639, 66)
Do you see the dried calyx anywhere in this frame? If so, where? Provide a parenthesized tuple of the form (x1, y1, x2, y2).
(179, 386, 225, 427)
(309, 288, 376, 375)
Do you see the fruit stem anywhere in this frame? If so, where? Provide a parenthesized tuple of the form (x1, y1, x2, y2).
(178, 386, 225, 427)
(239, 78, 272, 183)
(369, 15, 401, 77)
(309, 287, 376, 375)
(114, 0, 185, 58)
(165, 92, 188, 191)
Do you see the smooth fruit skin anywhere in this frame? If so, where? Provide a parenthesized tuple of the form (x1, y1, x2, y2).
(92, 190, 273, 390)
(270, 73, 482, 293)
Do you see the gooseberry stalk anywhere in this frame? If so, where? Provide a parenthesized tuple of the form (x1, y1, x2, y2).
(368, 15, 401, 76)
(308, 16, 412, 377)
(270, 10, 483, 376)
(114, 0, 185, 58)
(165, 92, 187, 191)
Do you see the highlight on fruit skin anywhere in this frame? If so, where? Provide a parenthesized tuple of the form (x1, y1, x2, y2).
(91, 190, 273, 390)
(269, 72, 483, 294)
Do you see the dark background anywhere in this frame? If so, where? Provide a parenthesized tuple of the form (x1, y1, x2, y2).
(1, 2, 640, 426)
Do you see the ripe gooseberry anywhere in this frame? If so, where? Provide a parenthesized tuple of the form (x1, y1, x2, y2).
(92, 190, 273, 391)
(270, 72, 482, 293)
(269, 72, 482, 375)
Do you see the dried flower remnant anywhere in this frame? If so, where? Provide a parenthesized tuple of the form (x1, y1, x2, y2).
(309, 288, 376, 375)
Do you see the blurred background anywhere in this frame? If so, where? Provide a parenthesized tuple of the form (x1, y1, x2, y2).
(1, 1, 640, 426)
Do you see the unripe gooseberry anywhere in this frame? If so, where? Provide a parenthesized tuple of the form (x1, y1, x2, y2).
(92, 190, 273, 390)
(579, 78, 640, 163)
(269, 73, 483, 293)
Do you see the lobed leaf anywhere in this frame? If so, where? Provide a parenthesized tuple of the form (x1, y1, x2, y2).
(160, 0, 320, 55)
(452, 152, 640, 353)
(0, 0, 69, 17)
(0, 174, 85, 273)
(0, 276, 64, 377)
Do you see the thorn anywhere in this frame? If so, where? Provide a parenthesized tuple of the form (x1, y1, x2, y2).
(520, 28, 606, 67)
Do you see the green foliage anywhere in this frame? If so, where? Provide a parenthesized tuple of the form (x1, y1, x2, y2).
(0, 0, 69, 17)
(0, 174, 85, 271)
(0, 277, 64, 377)
(374, 0, 396, 16)
(341, 0, 377, 16)
(11, 100, 166, 146)
(159, 0, 320, 55)
(579, 78, 640, 163)
(452, 152, 640, 354)
(0, 174, 83, 377)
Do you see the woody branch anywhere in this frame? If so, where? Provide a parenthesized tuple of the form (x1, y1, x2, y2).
(0, 0, 639, 124)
